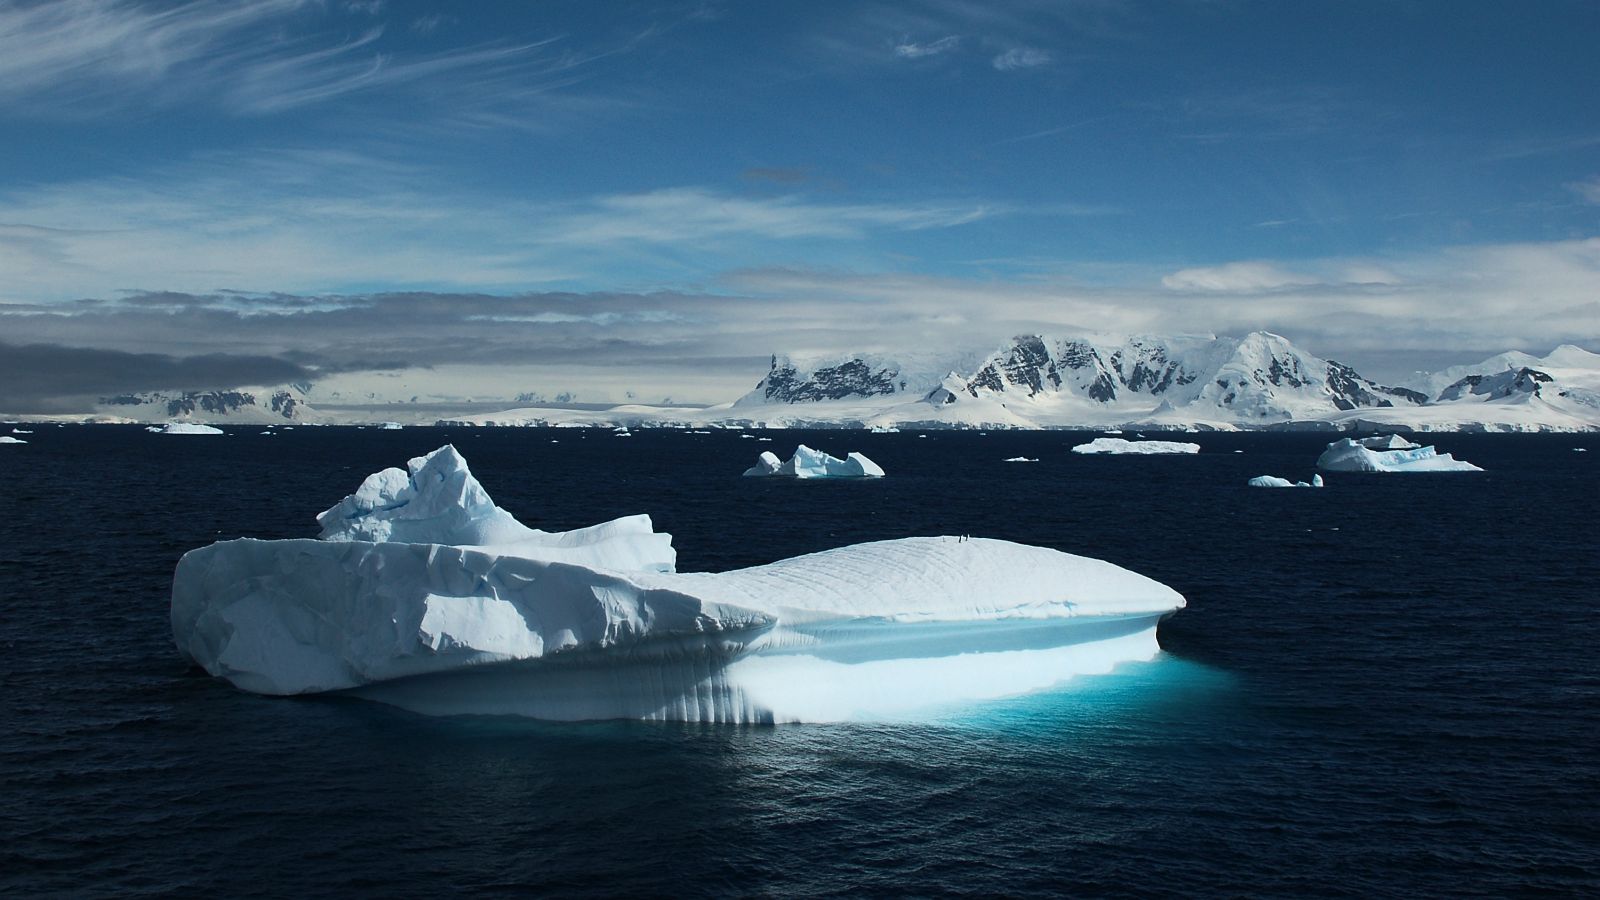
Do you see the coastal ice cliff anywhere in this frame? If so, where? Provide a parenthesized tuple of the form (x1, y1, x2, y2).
(171, 446, 1185, 722)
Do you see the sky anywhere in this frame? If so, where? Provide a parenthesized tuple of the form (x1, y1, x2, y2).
(1, 0, 1598, 411)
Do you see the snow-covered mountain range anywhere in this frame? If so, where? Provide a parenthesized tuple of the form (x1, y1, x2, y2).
(704, 332, 1600, 431)
(30, 332, 1600, 431)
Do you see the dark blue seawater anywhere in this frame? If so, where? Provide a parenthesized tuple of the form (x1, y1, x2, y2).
(3, 426, 1597, 897)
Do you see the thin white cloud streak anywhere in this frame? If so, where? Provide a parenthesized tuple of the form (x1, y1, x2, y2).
(892, 35, 959, 58)
(551, 187, 995, 244)
(992, 47, 1051, 70)
(1567, 176, 1600, 205)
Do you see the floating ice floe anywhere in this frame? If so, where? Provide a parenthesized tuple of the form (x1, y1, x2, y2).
(1004, 457, 1038, 463)
(1071, 437, 1201, 455)
(1316, 435, 1483, 473)
(0, 435, 26, 444)
(154, 423, 224, 435)
(171, 445, 1184, 722)
(743, 444, 885, 478)
(1247, 474, 1324, 488)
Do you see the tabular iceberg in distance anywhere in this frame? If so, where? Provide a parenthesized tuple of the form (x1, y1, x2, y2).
(743, 444, 886, 478)
(1248, 474, 1324, 488)
(1316, 436, 1483, 473)
(156, 422, 224, 435)
(1072, 437, 1201, 455)
(0, 435, 26, 444)
(172, 446, 1184, 722)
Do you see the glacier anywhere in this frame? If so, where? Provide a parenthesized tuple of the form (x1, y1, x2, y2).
(742, 444, 885, 478)
(1316, 436, 1483, 473)
(171, 446, 1185, 722)
(1071, 437, 1201, 455)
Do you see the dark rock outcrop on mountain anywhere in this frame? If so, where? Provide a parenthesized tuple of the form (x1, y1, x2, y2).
(100, 388, 309, 421)
(1437, 367, 1552, 402)
(756, 357, 905, 403)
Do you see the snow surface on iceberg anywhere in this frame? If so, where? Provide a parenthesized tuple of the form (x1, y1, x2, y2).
(157, 422, 224, 435)
(0, 435, 26, 444)
(1356, 434, 1420, 450)
(1316, 437, 1483, 473)
(1071, 437, 1201, 455)
(743, 444, 885, 478)
(316, 445, 675, 570)
(172, 447, 1184, 722)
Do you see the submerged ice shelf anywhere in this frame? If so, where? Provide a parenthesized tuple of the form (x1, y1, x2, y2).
(172, 446, 1185, 722)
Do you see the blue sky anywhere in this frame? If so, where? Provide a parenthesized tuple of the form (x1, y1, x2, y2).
(2, 0, 1597, 407)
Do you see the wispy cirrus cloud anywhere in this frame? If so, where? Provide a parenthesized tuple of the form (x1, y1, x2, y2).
(991, 47, 1051, 70)
(892, 35, 959, 59)
(552, 186, 994, 244)
(1567, 175, 1600, 205)
(0, 0, 624, 119)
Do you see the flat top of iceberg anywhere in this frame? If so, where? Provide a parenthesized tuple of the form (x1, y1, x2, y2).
(1071, 437, 1201, 455)
(157, 422, 224, 435)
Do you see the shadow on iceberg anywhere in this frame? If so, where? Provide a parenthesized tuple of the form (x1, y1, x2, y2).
(172, 446, 1185, 723)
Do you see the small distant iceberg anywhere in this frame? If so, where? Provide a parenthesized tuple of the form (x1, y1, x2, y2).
(1004, 457, 1038, 463)
(744, 445, 886, 478)
(1316, 435, 1482, 473)
(0, 435, 26, 444)
(1248, 474, 1324, 488)
(1072, 437, 1200, 455)
(379, 422, 403, 430)
(154, 423, 224, 435)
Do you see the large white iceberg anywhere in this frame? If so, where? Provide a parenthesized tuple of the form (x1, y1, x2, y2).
(0, 435, 26, 444)
(172, 446, 1184, 722)
(1071, 437, 1201, 455)
(1316, 436, 1483, 473)
(743, 444, 885, 478)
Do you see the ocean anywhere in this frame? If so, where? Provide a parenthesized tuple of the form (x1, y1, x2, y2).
(3, 426, 1597, 896)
